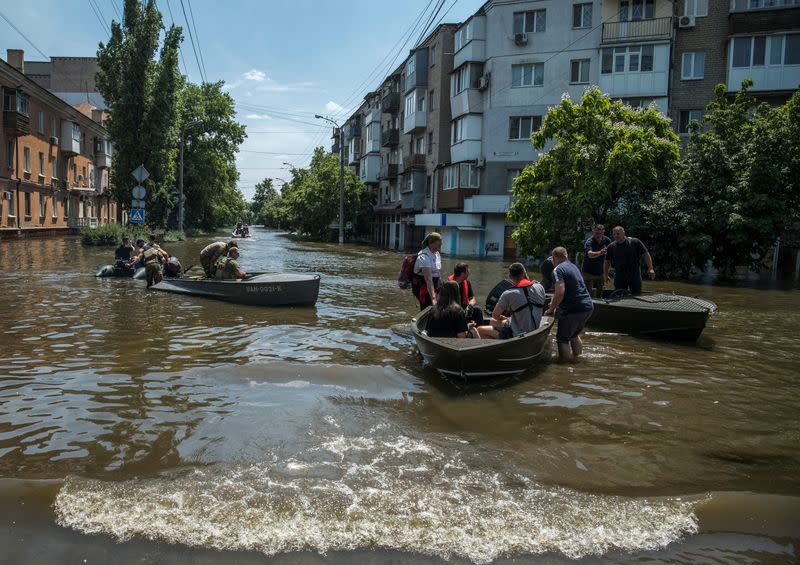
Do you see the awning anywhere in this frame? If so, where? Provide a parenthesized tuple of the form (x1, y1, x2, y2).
(69, 186, 97, 193)
(454, 226, 485, 231)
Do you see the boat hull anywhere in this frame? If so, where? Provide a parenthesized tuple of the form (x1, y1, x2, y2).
(151, 272, 320, 307)
(587, 292, 716, 341)
(412, 308, 553, 380)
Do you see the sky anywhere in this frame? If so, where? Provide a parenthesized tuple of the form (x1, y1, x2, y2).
(0, 0, 481, 200)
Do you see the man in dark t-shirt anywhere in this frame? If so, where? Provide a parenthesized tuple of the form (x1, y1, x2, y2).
(582, 225, 611, 297)
(603, 226, 655, 295)
(545, 247, 594, 362)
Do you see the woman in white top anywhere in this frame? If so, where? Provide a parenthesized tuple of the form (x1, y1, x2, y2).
(413, 232, 442, 310)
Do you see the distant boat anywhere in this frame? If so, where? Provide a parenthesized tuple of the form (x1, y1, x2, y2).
(411, 307, 554, 380)
(588, 291, 717, 341)
(151, 272, 320, 307)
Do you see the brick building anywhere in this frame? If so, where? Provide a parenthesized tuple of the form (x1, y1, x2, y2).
(1, 50, 116, 237)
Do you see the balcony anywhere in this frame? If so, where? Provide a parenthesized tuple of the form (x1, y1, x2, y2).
(359, 154, 381, 184)
(61, 121, 80, 155)
(94, 139, 112, 168)
(404, 49, 429, 93)
(365, 106, 381, 125)
(403, 153, 426, 170)
(344, 123, 361, 140)
(380, 163, 399, 180)
(381, 128, 399, 147)
(402, 110, 427, 134)
(730, 0, 800, 11)
(2, 109, 31, 137)
(451, 89, 483, 118)
(381, 92, 400, 114)
(438, 186, 479, 211)
(729, 1, 800, 34)
(601, 17, 672, 44)
(347, 150, 361, 166)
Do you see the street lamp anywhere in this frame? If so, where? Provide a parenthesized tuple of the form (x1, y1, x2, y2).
(178, 119, 202, 232)
(315, 114, 345, 245)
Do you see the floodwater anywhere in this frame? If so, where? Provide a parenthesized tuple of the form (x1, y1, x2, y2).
(0, 228, 798, 564)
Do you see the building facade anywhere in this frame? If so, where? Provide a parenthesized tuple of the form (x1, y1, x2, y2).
(2, 50, 116, 237)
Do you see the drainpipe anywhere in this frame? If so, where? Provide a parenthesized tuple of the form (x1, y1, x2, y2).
(14, 137, 20, 230)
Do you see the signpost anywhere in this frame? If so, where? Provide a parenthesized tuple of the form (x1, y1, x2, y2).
(129, 165, 149, 225)
(129, 208, 145, 224)
(131, 165, 150, 184)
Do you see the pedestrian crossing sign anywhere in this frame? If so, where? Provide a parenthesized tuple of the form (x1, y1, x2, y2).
(129, 208, 145, 224)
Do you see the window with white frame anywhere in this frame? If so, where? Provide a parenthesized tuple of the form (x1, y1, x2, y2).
(509, 115, 543, 140)
(619, 0, 655, 21)
(417, 93, 426, 112)
(735, 33, 800, 67)
(511, 63, 544, 87)
(5, 140, 13, 169)
(682, 52, 705, 79)
(414, 136, 425, 154)
(50, 156, 58, 179)
(23, 147, 30, 173)
(50, 116, 57, 137)
(679, 110, 703, 133)
(452, 65, 470, 95)
(601, 45, 654, 73)
(573, 3, 592, 28)
(452, 117, 466, 143)
(507, 169, 523, 192)
(570, 59, 590, 83)
(38, 152, 44, 176)
(71, 123, 81, 142)
(682, 0, 708, 16)
(405, 92, 415, 116)
(38, 111, 44, 134)
(39, 193, 46, 217)
(513, 10, 546, 34)
(459, 163, 479, 188)
(406, 57, 416, 78)
(455, 24, 472, 52)
(443, 166, 458, 190)
(746, 0, 800, 8)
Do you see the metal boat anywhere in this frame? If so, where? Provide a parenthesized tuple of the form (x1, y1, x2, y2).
(151, 272, 320, 307)
(96, 264, 145, 278)
(411, 307, 554, 380)
(588, 291, 717, 340)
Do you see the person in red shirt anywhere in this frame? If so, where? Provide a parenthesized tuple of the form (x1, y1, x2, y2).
(448, 262, 484, 326)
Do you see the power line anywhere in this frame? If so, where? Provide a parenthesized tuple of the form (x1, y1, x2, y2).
(178, 0, 206, 83)
(0, 9, 49, 59)
(87, 0, 110, 36)
(163, 0, 190, 79)
(239, 150, 315, 155)
(414, 0, 446, 48)
(185, 0, 207, 81)
(108, 0, 121, 20)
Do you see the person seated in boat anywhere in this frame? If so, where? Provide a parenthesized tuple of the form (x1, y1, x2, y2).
(200, 240, 237, 277)
(215, 247, 247, 280)
(143, 240, 170, 288)
(424, 281, 479, 339)
(477, 263, 546, 339)
(163, 257, 182, 278)
(539, 256, 555, 293)
(603, 226, 655, 296)
(545, 247, 594, 363)
(448, 262, 484, 326)
(114, 236, 135, 273)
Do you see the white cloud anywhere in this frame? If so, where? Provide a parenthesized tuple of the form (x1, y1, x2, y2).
(243, 69, 267, 82)
(324, 100, 345, 114)
(245, 113, 273, 120)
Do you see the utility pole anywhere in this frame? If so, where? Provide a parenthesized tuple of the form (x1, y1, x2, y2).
(315, 114, 345, 244)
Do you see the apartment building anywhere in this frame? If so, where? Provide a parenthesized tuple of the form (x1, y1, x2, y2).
(1, 50, 116, 236)
(374, 68, 403, 249)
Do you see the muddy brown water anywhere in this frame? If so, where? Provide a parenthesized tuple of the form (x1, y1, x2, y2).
(0, 229, 798, 564)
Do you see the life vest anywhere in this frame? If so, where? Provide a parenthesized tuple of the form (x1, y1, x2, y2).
(448, 274, 470, 307)
(143, 246, 162, 264)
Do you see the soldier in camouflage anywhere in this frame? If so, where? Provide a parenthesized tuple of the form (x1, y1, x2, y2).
(215, 247, 247, 280)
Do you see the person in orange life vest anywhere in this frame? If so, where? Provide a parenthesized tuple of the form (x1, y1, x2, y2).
(476, 262, 546, 339)
(448, 262, 484, 326)
(413, 232, 442, 310)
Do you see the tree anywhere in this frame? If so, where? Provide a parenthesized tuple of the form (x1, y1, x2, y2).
(280, 148, 372, 240)
(681, 82, 800, 276)
(251, 178, 284, 228)
(97, 0, 184, 227)
(179, 82, 248, 230)
(509, 88, 680, 258)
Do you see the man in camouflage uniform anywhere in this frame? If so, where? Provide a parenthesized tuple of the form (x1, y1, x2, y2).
(215, 247, 246, 280)
(143, 241, 169, 288)
(200, 240, 237, 277)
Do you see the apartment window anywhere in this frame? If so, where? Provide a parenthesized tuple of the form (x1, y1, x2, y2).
(39, 193, 46, 217)
(414, 136, 425, 155)
(785, 34, 800, 64)
(455, 24, 472, 51)
(417, 94, 426, 113)
(602, 45, 654, 73)
(406, 57, 416, 78)
(427, 132, 433, 155)
(23, 147, 30, 173)
(732, 36, 774, 67)
(405, 92, 415, 116)
(443, 166, 457, 190)
(459, 163, 479, 188)
(513, 9, 546, 34)
(682, 52, 705, 79)
(683, 0, 708, 16)
(5, 140, 13, 169)
(38, 111, 45, 134)
(509, 115, 543, 140)
(452, 117, 466, 143)
(452, 65, 470, 95)
(38, 152, 45, 176)
(507, 169, 523, 192)
(511, 63, 544, 87)
(71, 123, 81, 142)
(570, 59, 590, 83)
(619, 0, 655, 21)
(50, 156, 58, 179)
(679, 110, 703, 133)
(24, 192, 31, 217)
(573, 3, 593, 28)
(51, 195, 57, 218)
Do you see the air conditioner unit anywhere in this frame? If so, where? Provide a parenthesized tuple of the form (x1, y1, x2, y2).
(49, 136, 59, 145)
(678, 15, 695, 28)
(3, 191, 12, 200)
(476, 157, 486, 168)
(478, 74, 490, 90)
(514, 33, 528, 45)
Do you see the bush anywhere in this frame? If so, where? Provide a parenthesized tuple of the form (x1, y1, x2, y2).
(163, 230, 185, 242)
(80, 223, 148, 246)
(184, 227, 208, 237)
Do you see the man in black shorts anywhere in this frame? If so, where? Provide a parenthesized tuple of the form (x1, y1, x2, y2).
(603, 226, 655, 295)
(545, 247, 594, 362)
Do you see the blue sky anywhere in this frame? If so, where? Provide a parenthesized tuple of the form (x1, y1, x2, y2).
(0, 0, 480, 200)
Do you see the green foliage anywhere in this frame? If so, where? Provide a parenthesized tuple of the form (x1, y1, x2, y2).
(681, 82, 800, 276)
(277, 148, 374, 240)
(251, 178, 284, 228)
(97, 0, 184, 228)
(509, 88, 680, 259)
(163, 230, 185, 242)
(180, 82, 249, 230)
(80, 223, 147, 246)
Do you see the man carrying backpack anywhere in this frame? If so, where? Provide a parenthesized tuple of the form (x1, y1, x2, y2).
(412, 232, 442, 311)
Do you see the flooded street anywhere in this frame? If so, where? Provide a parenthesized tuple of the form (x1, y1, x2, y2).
(1, 229, 799, 564)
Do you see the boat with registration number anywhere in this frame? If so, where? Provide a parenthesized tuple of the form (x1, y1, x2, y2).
(411, 307, 554, 380)
(150, 272, 320, 307)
